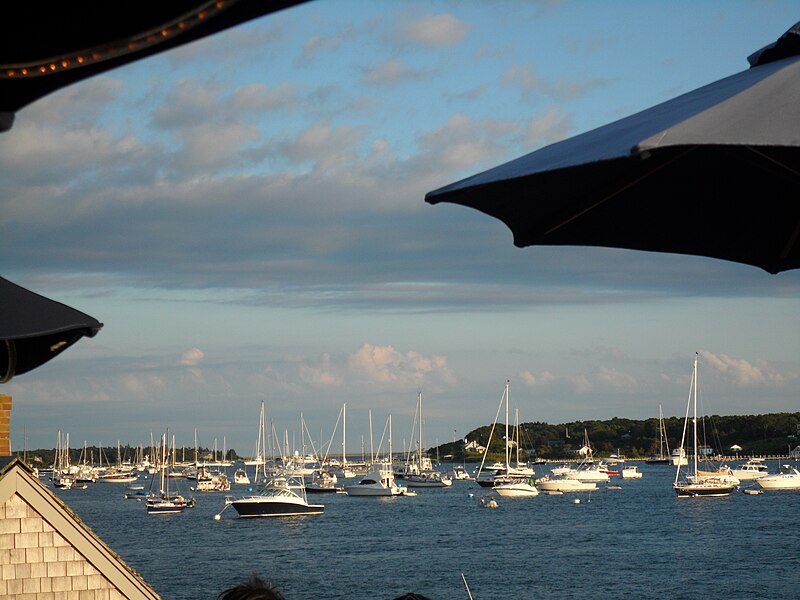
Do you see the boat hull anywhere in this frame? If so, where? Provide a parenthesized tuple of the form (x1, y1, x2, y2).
(493, 484, 539, 497)
(147, 503, 187, 514)
(757, 478, 800, 490)
(403, 477, 452, 488)
(674, 483, 735, 497)
(343, 486, 403, 496)
(305, 486, 341, 494)
(536, 479, 597, 492)
(231, 498, 324, 517)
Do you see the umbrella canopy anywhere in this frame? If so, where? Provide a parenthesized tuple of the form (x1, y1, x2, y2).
(0, 0, 308, 132)
(426, 22, 800, 275)
(0, 277, 103, 382)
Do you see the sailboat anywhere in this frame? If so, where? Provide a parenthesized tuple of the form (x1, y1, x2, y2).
(243, 400, 268, 468)
(476, 381, 535, 489)
(645, 402, 672, 464)
(673, 353, 735, 498)
(146, 431, 195, 514)
(403, 392, 452, 488)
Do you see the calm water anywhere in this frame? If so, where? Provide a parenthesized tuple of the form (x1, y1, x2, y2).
(54, 462, 799, 600)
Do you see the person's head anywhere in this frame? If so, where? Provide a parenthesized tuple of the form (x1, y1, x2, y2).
(218, 575, 285, 600)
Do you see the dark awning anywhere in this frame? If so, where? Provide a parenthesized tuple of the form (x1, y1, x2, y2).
(0, 277, 103, 382)
(0, 0, 309, 131)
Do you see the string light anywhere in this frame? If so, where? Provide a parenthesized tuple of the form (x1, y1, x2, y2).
(0, 0, 232, 79)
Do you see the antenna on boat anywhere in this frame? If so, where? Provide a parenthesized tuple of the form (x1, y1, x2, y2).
(461, 573, 474, 600)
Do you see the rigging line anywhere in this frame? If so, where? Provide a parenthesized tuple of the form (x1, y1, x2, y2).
(476, 385, 507, 477)
(461, 573, 474, 600)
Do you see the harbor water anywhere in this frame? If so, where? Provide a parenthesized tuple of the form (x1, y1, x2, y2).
(56, 462, 798, 599)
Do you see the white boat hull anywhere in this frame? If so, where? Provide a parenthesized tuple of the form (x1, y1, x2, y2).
(536, 478, 597, 492)
(493, 482, 540, 497)
(757, 467, 800, 490)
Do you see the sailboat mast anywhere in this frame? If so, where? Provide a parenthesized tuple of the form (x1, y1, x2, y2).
(692, 352, 699, 477)
(418, 392, 424, 469)
(505, 381, 510, 470)
(342, 402, 347, 467)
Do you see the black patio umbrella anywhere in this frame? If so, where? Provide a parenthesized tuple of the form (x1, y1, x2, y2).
(0, 0, 308, 132)
(426, 22, 800, 275)
(0, 277, 103, 383)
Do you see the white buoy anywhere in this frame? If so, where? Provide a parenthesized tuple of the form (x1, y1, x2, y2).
(213, 514, 221, 521)
(573, 498, 581, 504)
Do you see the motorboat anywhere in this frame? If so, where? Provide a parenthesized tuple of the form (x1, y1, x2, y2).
(757, 465, 800, 490)
(226, 474, 324, 517)
(732, 458, 769, 481)
(97, 469, 138, 483)
(621, 465, 643, 479)
(193, 467, 230, 492)
(233, 468, 250, 485)
(493, 478, 540, 497)
(306, 469, 342, 494)
(452, 465, 471, 480)
(535, 475, 597, 492)
(568, 462, 610, 482)
(565, 431, 610, 482)
(344, 463, 410, 496)
(671, 448, 688, 467)
(550, 463, 574, 476)
(607, 452, 626, 466)
(404, 470, 453, 488)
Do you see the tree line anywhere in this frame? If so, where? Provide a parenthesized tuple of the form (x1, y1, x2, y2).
(436, 412, 800, 461)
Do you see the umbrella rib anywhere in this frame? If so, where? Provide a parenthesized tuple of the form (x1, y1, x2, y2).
(1, 340, 16, 383)
(544, 148, 695, 236)
(744, 146, 800, 262)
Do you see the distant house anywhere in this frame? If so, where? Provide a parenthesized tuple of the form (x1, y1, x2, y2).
(0, 457, 160, 599)
(464, 440, 486, 454)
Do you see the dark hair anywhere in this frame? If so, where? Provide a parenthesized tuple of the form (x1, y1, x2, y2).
(218, 575, 286, 600)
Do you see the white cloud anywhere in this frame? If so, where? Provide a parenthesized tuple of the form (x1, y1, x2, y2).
(402, 14, 471, 46)
(519, 370, 556, 386)
(594, 366, 638, 390)
(362, 59, 434, 85)
(180, 348, 205, 366)
(348, 344, 453, 386)
(702, 351, 766, 386)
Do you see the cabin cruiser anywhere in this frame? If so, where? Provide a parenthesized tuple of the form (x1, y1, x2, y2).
(757, 465, 800, 490)
(226, 475, 324, 517)
(535, 474, 597, 492)
(732, 458, 769, 481)
(344, 463, 412, 496)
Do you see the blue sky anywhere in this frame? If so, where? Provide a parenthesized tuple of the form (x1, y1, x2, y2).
(2, 0, 799, 455)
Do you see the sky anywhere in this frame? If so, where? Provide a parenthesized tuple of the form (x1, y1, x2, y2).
(2, 0, 799, 456)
